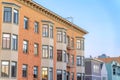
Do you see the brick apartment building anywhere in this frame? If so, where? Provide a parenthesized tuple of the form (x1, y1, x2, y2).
(0, 0, 88, 80)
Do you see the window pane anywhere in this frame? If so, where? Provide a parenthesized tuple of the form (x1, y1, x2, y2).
(42, 25, 49, 37)
(66, 72, 70, 80)
(57, 70, 62, 80)
(57, 31, 62, 42)
(2, 33, 10, 49)
(11, 62, 17, 77)
(77, 56, 81, 66)
(57, 50, 62, 61)
(71, 55, 74, 65)
(12, 35, 18, 50)
(81, 57, 84, 66)
(67, 36, 70, 46)
(34, 22, 39, 33)
(63, 71, 66, 80)
(63, 32, 66, 43)
(14, 9, 19, 24)
(50, 25, 53, 38)
(23, 40, 28, 53)
(71, 72, 74, 80)
(22, 64, 27, 77)
(42, 46, 48, 58)
(4, 7, 12, 22)
(33, 66, 38, 78)
(71, 38, 74, 48)
(77, 40, 81, 49)
(81, 39, 84, 50)
(49, 46, 53, 59)
(42, 68, 48, 80)
(34, 43, 38, 55)
(49, 68, 53, 80)
(24, 17, 28, 29)
(63, 51, 66, 62)
(77, 73, 82, 80)
(1, 61, 9, 77)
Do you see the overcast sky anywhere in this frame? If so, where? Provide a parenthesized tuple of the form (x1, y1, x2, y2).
(35, 0, 120, 57)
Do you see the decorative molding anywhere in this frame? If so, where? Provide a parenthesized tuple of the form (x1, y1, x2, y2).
(41, 20, 54, 25)
(2, 2, 21, 8)
(16, 0, 88, 34)
(56, 27, 67, 31)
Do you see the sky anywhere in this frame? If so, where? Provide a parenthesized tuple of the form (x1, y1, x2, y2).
(34, 0, 120, 57)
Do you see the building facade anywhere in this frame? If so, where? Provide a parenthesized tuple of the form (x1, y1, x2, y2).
(0, 0, 88, 80)
(101, 63, 108, 80)
(85, 58, 106, 80)
(99, 57, 120, 80)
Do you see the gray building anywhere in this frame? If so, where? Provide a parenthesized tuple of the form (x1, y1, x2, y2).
(85, 58, 103, 80)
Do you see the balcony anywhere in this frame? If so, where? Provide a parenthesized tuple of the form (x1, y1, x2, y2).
(67, 62, 74, 68)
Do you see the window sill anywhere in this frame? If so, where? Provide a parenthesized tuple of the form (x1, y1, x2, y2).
(13, 23, 19, 25)
(3, 21, 12, 23)
(2, 48, 11, 50)
(12, 49, 18, 51)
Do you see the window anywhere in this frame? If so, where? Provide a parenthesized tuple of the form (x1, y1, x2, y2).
(71, 72, 74, 80)
(3, 7, 12, 22)
(11, 62, 17, 77)
(67, 36, 70, 46)
(34, 43, 38, 55)
(117, 67, 120, 76)
(63, 32, 66, 43)
(1, 61, 9, 77)
(57, 50, 62, 61)
(66, 72, 70, 80)
(43, 24, 49, 37)
(71, 38, 74, 48)
(76, 40, 81, 49)
(77, 73, 82, 80)
(34, 22, 39, 33)
(63, 51, 66, 62)
(93, 64, 99, 73)
(24, 17, 28, 29)
(81, 57, 84, 66)
(57, 31, 62, 42)
(102, 77, 106, 80)
(113, 66, 116, 75)
(77, 56, 81, 66)
(42, 68, 48, 80)
(71, 55, 74, 65)
(14, 9, 19, 24)
(42, 45, 48, 58)
(2, 33, 10, 49)
(49, 68, 53, 80)
(22, 64, 27, 77)
(66, 53, 69, 64)
(49, 46, 53, 59)
(63, 71, 66, 80)
(12, 35, 18, 50)
(50, 25, 53, 38)
(57, 70, 62, 80)
(81, 39, 84, 50)
(33, 66, 38, 78)
(23, 40, 28, 53)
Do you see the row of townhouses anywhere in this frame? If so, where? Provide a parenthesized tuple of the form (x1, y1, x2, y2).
(85, 57, 120, 80)
(0, 0, 88, 80)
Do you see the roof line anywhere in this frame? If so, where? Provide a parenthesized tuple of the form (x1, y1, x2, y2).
(29, 0, 88, 34)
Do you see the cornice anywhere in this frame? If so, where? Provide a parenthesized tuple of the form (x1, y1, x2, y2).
(16, 0, 88, 34)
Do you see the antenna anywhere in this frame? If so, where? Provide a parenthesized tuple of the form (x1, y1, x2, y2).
(66, 16, 74, 23)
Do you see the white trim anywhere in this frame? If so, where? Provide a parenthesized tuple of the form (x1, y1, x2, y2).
(85, 75, 101, 78)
